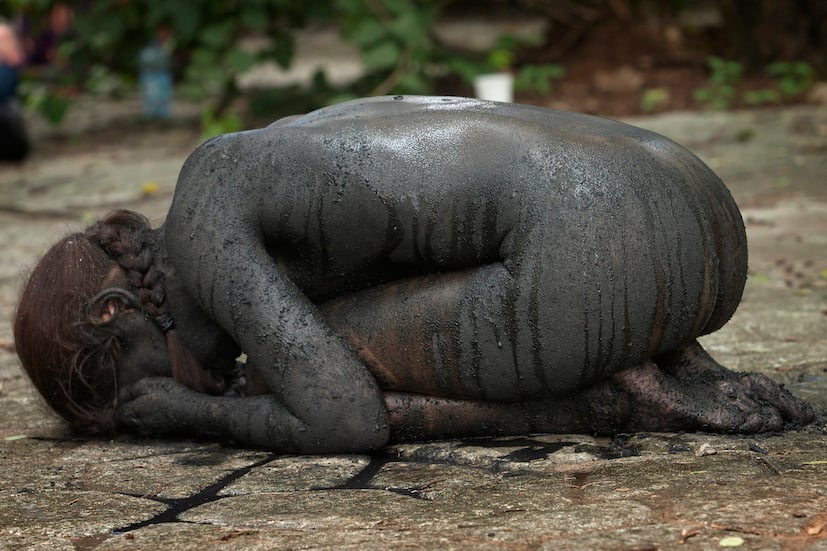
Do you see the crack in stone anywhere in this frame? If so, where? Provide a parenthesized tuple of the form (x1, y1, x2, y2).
(326, 449, 433, 500)
(458, 437, 581, 464)
(108, 436, 636, 536)
(112, 454, 277, 534)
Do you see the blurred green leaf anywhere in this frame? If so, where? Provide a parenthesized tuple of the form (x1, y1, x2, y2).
(515, 64, 565, 95)
(767, 61, 814, 97)
(640, 88, 669, 112)
(200, 22, 234, 50)
(39, 93, 71, 124)
(225, 48, 257, 74)
(201, 105, 242, 139)
(363, 41, 401, 69)
(397, 71, 430, 94)
(240, 8, 268, 33)
(351, 19, 386, 47)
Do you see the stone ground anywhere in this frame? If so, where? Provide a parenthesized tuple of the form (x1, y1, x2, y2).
(0, 102, 826, 550)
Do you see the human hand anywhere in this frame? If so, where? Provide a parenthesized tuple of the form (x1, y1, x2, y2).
(116, 376, 201, 436)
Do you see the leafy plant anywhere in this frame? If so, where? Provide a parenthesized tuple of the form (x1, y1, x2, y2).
(693, 56, 743, 109)
(335, 0, 438, 96)
(514, 64, 565, 95)
(16, 80, 71, 124)
(11, 0, 568, 130)
(640, 88, 669, 113)
(742, 88, 780, 106)
(200, 105, 243, 140)
(486, 34, 522, 72)
(11, 0, 329, 124)
(445, 33, 564, 96)
(767, 61, 814, 97)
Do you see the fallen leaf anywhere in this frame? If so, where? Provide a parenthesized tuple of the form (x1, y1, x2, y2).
(806, 522, 824, 536)
(719, 536, 745, 547)
(141, 180, 160, 196)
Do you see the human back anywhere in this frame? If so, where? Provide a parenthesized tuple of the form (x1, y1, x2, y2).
(166, 96, 748, 398)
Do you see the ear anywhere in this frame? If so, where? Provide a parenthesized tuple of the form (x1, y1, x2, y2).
(88, 288, 141, 325)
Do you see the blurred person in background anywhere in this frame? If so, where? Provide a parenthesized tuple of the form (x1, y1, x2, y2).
(0, 19, 29, 162)
(23, 3, 73, 67)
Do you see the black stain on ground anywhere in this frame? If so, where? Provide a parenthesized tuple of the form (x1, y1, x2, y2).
(111, 435, 636, 535)
(113, 454, 277, 534)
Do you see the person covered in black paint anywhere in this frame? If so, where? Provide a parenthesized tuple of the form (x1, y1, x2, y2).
(14, 96, 813, 453)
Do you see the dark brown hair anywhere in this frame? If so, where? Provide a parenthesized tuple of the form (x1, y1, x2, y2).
(14, 210, 220, 435)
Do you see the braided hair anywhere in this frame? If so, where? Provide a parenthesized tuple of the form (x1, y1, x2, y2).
(15, 210, 223, 435)
(85, 211, 166, 322)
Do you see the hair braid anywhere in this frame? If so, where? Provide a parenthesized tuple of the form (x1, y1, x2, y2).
(84, 210, 225, 396)
(85, 210, 167, 319)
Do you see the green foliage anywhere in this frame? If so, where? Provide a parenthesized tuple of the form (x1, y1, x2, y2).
(694, 57, 815, 110)
(742, 88, 780, 106)
(13, 0, 328, 123)
(13, 0, 568, 130)
(693, 56, 743, 109)
(708, 56, 744, 85)
(444, 33, 563, 96)
(640, 88, 669, 113)
(486, 34, 522, 71)
(514, 64, 565, 96)
(740, 60, 814, 107)
(336, 5, 564, 98)
(767, 61, 814, 97)
(16, 80, 70, 124)
(335, 0, 439, 95)
(200, 105, 242, 140)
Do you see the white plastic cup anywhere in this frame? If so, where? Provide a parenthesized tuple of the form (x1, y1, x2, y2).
(473, 72, 514, 103)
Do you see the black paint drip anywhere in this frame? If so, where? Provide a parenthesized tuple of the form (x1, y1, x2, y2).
(111, 436, 635, 535)
(113, 454, 277, 534)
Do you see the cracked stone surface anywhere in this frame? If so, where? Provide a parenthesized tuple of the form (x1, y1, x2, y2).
(1, 104, 826, 550)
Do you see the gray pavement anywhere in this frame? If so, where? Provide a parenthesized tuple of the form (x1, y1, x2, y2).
(1, 104, 826, 550)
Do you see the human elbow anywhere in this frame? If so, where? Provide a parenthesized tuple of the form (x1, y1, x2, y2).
(296, 408, 390, 454)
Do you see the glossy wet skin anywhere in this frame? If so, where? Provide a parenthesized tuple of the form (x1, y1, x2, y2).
(108, 247, 813, 444)
(110, 96, 813, 452)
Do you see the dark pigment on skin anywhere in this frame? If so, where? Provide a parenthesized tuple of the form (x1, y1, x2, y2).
(14, 95, 813, 455)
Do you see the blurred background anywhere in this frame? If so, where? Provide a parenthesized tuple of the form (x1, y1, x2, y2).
(1, 0, 826, 155)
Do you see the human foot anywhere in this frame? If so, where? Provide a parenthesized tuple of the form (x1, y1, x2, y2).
(610, 341, 814, 433)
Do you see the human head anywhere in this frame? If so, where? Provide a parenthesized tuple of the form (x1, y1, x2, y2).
(15, 226, 122, 433)
(14, 210, 222, 435)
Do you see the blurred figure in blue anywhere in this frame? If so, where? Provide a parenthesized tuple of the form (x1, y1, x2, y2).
(0, 20, 29, 162)
(139, 29, 173, 119)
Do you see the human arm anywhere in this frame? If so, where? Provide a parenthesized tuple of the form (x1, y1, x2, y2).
(158, 135, 389, 453)
(117, 377, 385, 453)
